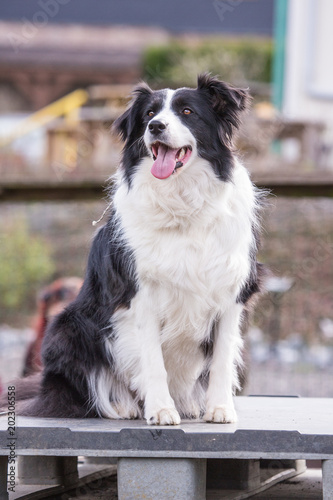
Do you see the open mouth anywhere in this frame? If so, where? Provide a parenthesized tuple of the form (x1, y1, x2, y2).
(150, 142, 192, 179)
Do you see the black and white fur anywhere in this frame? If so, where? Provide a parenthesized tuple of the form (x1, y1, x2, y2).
(20, 74, 264, 425)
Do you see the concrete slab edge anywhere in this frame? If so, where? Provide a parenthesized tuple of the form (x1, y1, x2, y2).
(2, 450, 332, 460)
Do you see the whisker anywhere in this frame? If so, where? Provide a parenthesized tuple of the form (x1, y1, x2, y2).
(128, 136, 145, 151)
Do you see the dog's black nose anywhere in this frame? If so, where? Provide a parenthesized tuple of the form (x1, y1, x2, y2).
(148, 120, 166, 135)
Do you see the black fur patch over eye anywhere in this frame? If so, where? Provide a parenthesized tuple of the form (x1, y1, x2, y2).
(194, 73, 249, 182)
(113, 86, 166, 186)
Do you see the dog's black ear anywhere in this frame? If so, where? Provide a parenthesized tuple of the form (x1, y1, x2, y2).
(113, 82, 153, 142)
(197, 73, 250, 134)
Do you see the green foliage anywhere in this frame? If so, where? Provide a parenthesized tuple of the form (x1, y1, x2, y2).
(0, 220, 55, 314)
(142, 38, 273, 88)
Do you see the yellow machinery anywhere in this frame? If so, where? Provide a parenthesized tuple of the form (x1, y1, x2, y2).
(0, 89, 89, 148)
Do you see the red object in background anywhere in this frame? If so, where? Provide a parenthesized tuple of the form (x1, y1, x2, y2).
(22, 277, 83, 377)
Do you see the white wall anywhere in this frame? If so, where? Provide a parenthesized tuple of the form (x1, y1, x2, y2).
(283, 0, 333, 166)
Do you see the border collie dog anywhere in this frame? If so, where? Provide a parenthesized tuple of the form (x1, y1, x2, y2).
(22, 74, 263, 425)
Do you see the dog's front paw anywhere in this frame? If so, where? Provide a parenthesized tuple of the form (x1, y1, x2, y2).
(203, 405, 237, 424)
(147, 407, 181, 426)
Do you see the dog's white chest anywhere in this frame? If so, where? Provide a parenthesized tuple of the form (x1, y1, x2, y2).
(114, 159, 255, 329)
(137, 223, 232, 295)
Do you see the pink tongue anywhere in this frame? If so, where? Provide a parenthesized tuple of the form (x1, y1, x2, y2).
(151, 144, 178, 179)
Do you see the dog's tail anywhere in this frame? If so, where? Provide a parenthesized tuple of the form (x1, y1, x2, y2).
(0, 372, 42, 414)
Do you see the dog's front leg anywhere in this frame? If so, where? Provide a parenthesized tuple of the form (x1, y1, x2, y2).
(136, 290, 181, 426)
(204, 303, 243, 423)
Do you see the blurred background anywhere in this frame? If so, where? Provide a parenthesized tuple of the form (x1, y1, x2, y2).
(0, 0, 332, 397)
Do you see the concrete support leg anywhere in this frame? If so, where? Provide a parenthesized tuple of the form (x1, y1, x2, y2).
(206, 459, 261, 490)
(294, 459, 307, 473)
(322, 460, 333, 500)
(0, 457, 8, 500)
(118, 457, 207, 500)
(18, 456, 78, 486)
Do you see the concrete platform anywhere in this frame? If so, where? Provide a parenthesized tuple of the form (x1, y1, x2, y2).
(0, 397, 332, 499)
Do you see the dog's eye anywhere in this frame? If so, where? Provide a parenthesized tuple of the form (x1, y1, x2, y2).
(147, 110, 155, 117)
(182, 108, 193, 115)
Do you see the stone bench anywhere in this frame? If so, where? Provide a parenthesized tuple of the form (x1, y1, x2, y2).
(0, 396, 333, 499)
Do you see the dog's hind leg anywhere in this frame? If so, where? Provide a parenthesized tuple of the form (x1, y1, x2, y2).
(88, 367, 141, 420)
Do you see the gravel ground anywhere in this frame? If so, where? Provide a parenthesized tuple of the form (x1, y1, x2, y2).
(33, 465, 323, 500)
(48, 474, 118, 500)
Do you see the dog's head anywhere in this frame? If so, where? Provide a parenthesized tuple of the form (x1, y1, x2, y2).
(114, 73, 250, 185)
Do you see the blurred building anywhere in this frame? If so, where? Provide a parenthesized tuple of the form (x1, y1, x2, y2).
(0, 23, 169, 111)
(2, 0, 332, 170)
(0, 0, 273, 111)
(275, 0, 333, 167)
(283, 0, 333, 120)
